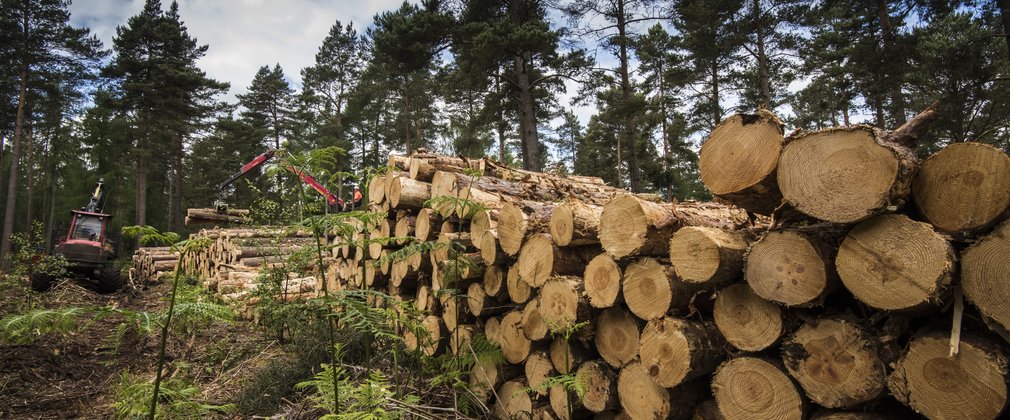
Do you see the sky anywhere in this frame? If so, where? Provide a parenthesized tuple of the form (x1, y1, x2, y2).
(69, 0, 404, 103)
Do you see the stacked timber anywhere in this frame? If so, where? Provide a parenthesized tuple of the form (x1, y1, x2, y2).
(128, 247, 179, 283)
(136, 113, 1010, 419)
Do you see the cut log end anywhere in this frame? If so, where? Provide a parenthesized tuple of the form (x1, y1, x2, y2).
(638, 317, 725, 388)
(713, 357, 804, 420)
(913, 142, 1010, 234)
(837, 214, 953, 312)
(887, 334, 1008, 420)
(622, 258, 674, 321)
(714, 283, 782, 352)
(500, 311, 532, 364)
(669, 226, 747, 286)
(575, 360, 619, 413)
(495, 380, 533, 419)
(745, 230, 833, 307)
(700, 111, 785, 214)
(963, 220, 1010, 332)
(596, 307, 640, 369)
(782, 318, 886, 409)
(778, 127, 904, 223)
(617, 360, 672, 420)
(584, 254, 622, 308)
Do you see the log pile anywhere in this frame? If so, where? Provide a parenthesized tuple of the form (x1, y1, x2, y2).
(128, 247, 179, 283)
(134, 108, 1010, 418)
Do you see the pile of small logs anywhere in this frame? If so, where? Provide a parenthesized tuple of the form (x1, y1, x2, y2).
(128, 247, 179, 283)
(134, 102, 1010, 419)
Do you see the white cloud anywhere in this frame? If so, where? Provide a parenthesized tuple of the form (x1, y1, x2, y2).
(70, 0, 403, 103)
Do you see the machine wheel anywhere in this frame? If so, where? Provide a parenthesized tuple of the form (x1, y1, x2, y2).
(96, 267, 124, 293)
(30, 272, 55, 292)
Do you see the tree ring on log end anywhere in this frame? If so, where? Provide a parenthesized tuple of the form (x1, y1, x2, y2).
(745, 230, 831, 307)
(913, 142, 1010, 234)
(963, 220, 1010, 332)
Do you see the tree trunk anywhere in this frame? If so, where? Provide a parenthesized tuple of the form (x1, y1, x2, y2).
(754, 0, 771, 106)
(999, 0, 1010, 61)
(1, 64, 28, 266)
(136, 158, 148, 230)
(877, 0, 906, 125)
(24, 128, 34, 231)
(616, 0, 639, 192)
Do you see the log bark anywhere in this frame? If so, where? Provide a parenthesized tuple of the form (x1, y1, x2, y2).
(185, 208, 251, 225)
(781, 317, 886, 409)
(700, 110, 785, 215)
(638, 317, 725, 388)
(836, 214, 954, 312)
(595, 307, 640, 368)
(584, 254, 622, 309)
(517, 233, 598, 288)
(713, 283, 782, 352)
(962, 220, 1010, 333)
(912, 142, 1010, 237)
(887, 333, 1009, 420)
(600, 197, 749, 259)
(712, 358, 804, 420)
(550, 200, 604, 246)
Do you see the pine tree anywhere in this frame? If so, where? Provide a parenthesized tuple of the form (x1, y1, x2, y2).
(104, 0, 227, 232)
(0, 0, 104, 265)
(299, 20, 364, 151)
(238, 64, 293, 151)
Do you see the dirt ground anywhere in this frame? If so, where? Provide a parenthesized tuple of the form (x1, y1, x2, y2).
(0, 277, 280, 419)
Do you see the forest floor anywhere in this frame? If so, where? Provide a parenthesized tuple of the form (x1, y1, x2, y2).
(0, 275, 326, 419)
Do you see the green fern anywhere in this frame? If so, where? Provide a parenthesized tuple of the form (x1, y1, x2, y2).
(114, 371, 235, 419)
(0, 307, 87, 344)
(525, 372, 587, 399)
(424, 195, 487, 219)
(121, 226, 180, 247)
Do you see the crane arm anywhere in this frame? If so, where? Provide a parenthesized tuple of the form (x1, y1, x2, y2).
(215, 148, 344, 212)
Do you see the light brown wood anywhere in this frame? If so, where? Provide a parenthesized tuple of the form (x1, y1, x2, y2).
(479, 231, 508, 266)
(778, 126, 918, 223)
(669, 227, 747, 287)
(700, 110, 785, 214)
(712, 357, 804, 420)
(414, 208, 436, 241)
(517, 233, 598, 288)
(639, 317, 725, 388)
(507, 264, 532, 304)
(388, 176, 431, 210)
(584, 254, 622, 308)
(837, 214, 954, 312)
(448, 324, 476, 356)
(550, 200, 604, 246)
(549, 383, 589, 420)
(745, 229, 837, 307)
(713, 283, 782, 352)
(595, 307, 640, 368)
(617, 361, 679, 420)
(782, 317, 886, 409)
(600, 197, 749, 259)
(888, 334, 1008, 420)
(483, 264, 507, 299)
(913, 142, 1010, 236)
(962, 219, 1010, 335)
(470, 209, 498, 247)
(403, 314, 445, 357)
(430, 171, 459, 217)
(184, 208, 252, 225)
(622, 258, 701, 320)
(500, 310, 532, 364)
(525, 350, 556, 397)
(521, 298, 549, 341)
(539, 276, 590, 331)
(499, 201, 555, 255)
(368, 174, 386, 205)
(495, 380, 533, 420)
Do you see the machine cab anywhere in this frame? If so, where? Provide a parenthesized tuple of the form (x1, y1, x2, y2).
(64, 210, 110, 245)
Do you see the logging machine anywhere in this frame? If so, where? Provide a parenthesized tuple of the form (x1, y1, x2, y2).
(214, 148, 359, 213)
(32, 178, 122, 292)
